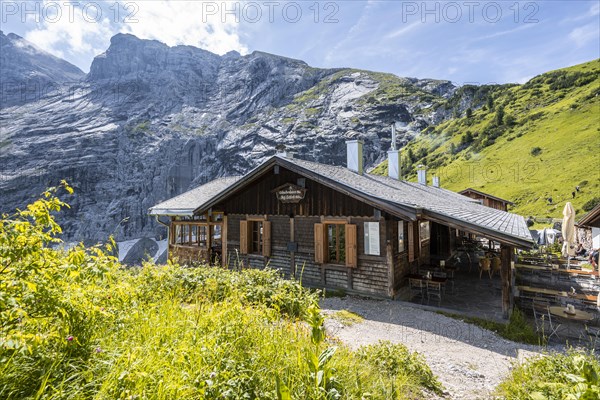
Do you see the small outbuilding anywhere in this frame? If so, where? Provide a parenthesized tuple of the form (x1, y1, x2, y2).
(458, 188, 514, 211)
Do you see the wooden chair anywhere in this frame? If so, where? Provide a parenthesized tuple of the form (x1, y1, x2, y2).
(532, 301, 561, 341)
(479, 257, 491, 279)
(426, 281, 442, 306)
(409, 278, 425, 302)
(490, 257, 501, 278)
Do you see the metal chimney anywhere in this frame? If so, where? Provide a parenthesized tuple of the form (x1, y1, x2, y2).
(346, 139, 364, 175)
(388, 124, 401, 180)
(417, 165, 428, 185)
(432, 175, 440, 188)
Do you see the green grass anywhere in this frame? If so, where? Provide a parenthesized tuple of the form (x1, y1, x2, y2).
(437, 308, 541, 345)
(374, 59, 600, 220)
(496, 349, 600, 399)
(0, 187, 443, 399)
(331, 310, 365, 326)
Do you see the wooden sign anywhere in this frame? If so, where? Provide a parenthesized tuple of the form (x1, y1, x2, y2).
(272, 183, 307, 204)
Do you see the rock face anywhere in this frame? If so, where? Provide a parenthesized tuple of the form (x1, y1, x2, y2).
(0, 33, 466, 243)
(0, 31, 85, 108)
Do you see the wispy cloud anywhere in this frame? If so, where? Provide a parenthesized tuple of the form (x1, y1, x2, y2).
(472, 24, 535, 42)
(568, 22, 600, 47)
(385, 21, 422, 39)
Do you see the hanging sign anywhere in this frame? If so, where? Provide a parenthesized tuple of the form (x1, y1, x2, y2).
(272, 183, 307, 204)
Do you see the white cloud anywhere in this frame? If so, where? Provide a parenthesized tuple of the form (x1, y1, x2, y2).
(22, 0, 247, 70)
(568, 22, 600, 47)
(117, 1, 247, 55)
(24, 1, 113, 59)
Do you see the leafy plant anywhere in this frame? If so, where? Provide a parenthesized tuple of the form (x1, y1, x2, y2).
(496, 349, 600, 399)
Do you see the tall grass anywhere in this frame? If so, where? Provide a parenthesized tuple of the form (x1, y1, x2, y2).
(496, 349, 600, 399)
(1, 186, 442, 399)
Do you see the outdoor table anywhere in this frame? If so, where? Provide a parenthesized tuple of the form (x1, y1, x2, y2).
(548, 306, 595, 339)
(548, 306, 594, 322)
(406, 274, 447, 285)
(518, 285, 598, 302)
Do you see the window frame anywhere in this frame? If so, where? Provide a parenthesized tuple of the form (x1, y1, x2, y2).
(398, 220, 406, 253)
(325, 222, 346, 265)
(250, 220, 264, 255)
(419, 221, 431, 244)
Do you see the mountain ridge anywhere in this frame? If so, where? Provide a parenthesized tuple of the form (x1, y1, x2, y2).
(1, 32, 595, 242)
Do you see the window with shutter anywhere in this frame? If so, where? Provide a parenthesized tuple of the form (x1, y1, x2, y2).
(314, 223, 325, 263)
(262, 221, 271, 257)
(345, 224, 357, 268)
(240, 220, 249, 254)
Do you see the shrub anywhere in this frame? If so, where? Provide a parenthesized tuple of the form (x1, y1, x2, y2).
(530, 147, 542, 156)
(496, 349, 600, 399)
(354, 341, 444, 395)
(582, 197, 600, 212)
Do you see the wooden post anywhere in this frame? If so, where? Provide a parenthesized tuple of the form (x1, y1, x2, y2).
(290, 217, 296, 278)
(386, 220, 395, 298)
(222, 217, 227, 267)
(500, 244, 514, 319)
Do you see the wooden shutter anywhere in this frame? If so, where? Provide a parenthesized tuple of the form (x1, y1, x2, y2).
(240, 220, 249, 254)
(345, 224, 357, 268)
(314, 223, 325, 263)
(262, 221, 271, 257)
(408, 221, 415, 262)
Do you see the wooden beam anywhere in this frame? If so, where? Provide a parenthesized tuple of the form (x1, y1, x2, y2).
(500, 245, 514, 319)
(290, 217, 296, 278)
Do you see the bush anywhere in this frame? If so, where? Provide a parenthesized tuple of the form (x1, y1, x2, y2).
(531, 147, 542, 156)
(496, 349, 600, 399)
(582, 197, 600, 212)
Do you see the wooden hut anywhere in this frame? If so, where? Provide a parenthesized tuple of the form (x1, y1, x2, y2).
(150, 141, 534, 318)
(458, 188, 514, 211)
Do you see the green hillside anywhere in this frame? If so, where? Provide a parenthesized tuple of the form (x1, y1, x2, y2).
(373, 60, 600, 220)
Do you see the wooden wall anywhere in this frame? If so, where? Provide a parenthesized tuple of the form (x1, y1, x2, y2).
(215, 166, 380, 218)
(224, 212, 410, 297)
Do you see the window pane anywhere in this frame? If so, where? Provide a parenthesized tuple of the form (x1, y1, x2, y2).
(251, 221, 262, 253)
(338, 225, 346, 263)
(328, 225, 336, 261)
(420, 221, 430, 242)
(398, 221, 405, 252)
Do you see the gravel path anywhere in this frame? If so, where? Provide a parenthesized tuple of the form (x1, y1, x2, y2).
(321, 297, 561, 400)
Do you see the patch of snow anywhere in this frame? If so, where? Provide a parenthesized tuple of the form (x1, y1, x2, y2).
(117, 239, 140, 262)
(154, 239, 168, 262)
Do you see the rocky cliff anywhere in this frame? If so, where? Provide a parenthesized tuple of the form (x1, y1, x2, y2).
(0, 33, 463, 243)
(0, 31, 85, 108)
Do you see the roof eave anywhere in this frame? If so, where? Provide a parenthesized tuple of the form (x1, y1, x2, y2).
(148, 208, 194, 217)
(423, 209, 534, 249)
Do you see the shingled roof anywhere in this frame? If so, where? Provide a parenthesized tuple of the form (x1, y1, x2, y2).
(149, 176, 242, 216)
(149, 155, 533, 248)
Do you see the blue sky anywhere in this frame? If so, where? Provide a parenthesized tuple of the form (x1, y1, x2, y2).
(2, 0, 598, 83)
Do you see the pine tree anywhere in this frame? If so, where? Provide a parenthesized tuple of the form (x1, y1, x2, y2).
(495, 106, 505, 126)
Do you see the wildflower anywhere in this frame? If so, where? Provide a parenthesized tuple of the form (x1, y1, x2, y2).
(66, 335, 74, 342)
(95, 347, 102, 353)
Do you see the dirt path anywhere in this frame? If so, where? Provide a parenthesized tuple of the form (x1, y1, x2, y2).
(321, 297, 559, 399)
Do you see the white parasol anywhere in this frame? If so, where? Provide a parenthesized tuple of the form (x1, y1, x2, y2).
(561, 202, 576, 258)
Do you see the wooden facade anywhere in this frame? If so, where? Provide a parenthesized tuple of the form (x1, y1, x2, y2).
(158, 159, 527, 317)
(164, 165, 435, 297)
